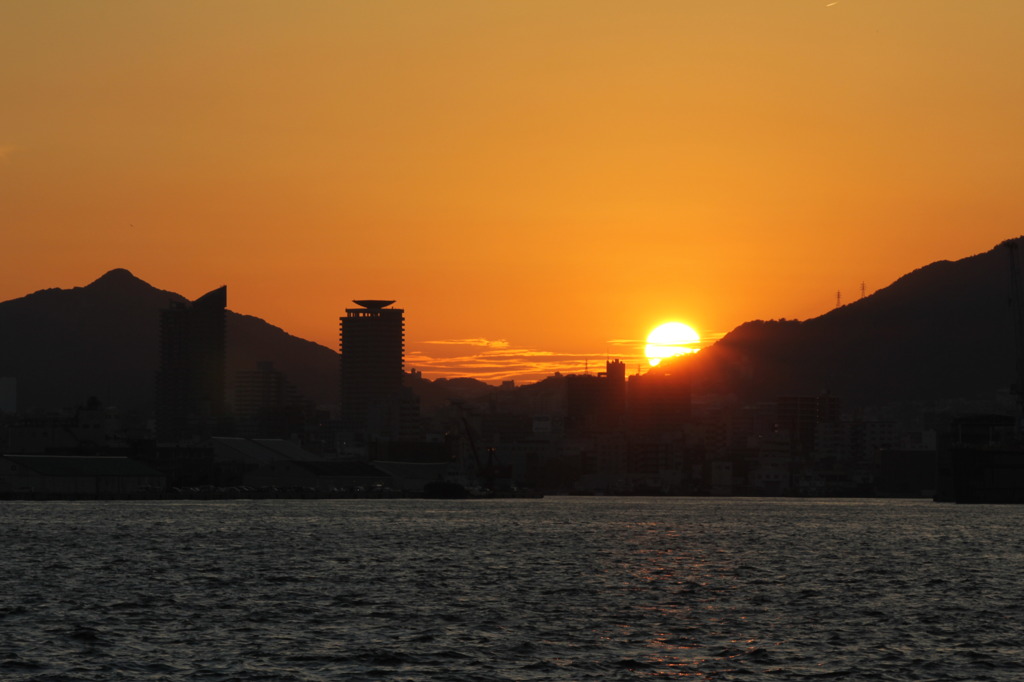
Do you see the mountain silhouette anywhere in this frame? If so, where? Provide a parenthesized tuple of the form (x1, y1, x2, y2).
(676, 238, 1021, 407)
(0, 269, 339, 412)
(3, 240, 1021, 415)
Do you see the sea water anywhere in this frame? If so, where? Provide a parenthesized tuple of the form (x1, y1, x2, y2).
(2, 497, 1023, 680)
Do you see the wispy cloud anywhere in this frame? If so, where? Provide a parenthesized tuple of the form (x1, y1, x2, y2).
(422, 338, 510, 349)
(700, 330, 729, 343)
(408, 340, 651, 384)
(407, 330, 729, 384)
(407, 324, 730, 384)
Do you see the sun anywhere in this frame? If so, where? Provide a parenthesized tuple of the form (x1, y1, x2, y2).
(645, 322, 700, 366)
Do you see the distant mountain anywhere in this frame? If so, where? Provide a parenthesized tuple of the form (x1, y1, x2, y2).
(0, 269, 339, 412)
(405, 375, 501, 414)
(675, 238, 1022, 407)
(5, 239, 1021, 415)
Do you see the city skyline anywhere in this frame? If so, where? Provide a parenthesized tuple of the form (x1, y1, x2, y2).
(0, 234, 1019, 386)
(3, 2, 1023, 383)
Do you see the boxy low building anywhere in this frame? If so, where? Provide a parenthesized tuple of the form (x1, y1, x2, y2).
(0, 455, 167, 498)
(210, 437, 395, 492)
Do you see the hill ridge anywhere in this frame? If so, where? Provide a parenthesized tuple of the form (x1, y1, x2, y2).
(0, 269, 338, 411)
(3, 239, 1023, 413)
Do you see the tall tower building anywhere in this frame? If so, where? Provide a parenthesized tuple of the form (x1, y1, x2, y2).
(566, 359, 628, 433)
(232, 361, 308, 439)
(156, 286, 227, 442)
(339, 300, 407, 439)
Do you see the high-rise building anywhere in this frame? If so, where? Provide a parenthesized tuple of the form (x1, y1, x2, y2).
(627, 363, 691, 433)
(776, 394, 840, 455)
(0, 377, 15, 414)
(232, 361, 309, 439)
(156, 286, 227, 442)
(339, 300, 409, 439)
(565, 360, 627, 433)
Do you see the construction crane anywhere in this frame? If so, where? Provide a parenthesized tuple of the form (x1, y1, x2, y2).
(450, 400, 500, 491)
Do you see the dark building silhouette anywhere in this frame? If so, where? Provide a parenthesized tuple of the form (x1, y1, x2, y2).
(232, 361, 312, 439)
(566, 360, 627, 432)
(776, 394, 840, 455)
(156, 286, 227, 442)
(339, 300, 417, 440)
(627, 364, 691, 432)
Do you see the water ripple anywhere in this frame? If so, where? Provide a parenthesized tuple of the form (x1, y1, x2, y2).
(3, 498, 1024, 680)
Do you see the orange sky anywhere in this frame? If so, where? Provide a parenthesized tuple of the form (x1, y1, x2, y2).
(3, 2, 1023, 382)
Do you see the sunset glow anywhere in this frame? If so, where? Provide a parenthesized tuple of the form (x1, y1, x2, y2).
(2, 2, 1023, 382)
(645, 323, 700, 367)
